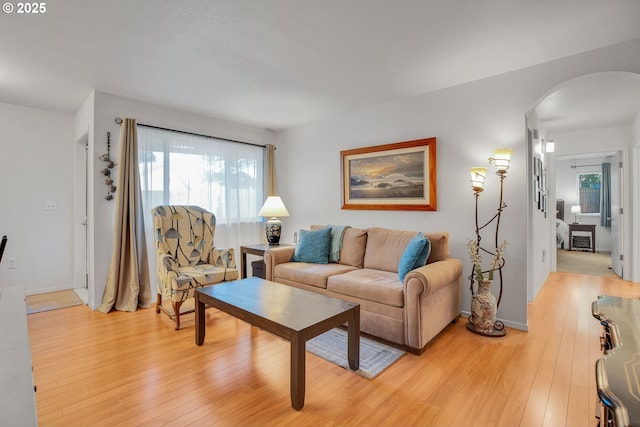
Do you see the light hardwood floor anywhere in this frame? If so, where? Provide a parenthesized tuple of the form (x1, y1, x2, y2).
(27, 272, 640, 426)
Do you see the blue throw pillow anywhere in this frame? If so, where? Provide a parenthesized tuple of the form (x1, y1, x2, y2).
(398, 233, 428, 281)
(412, 234, 431, 269)
(291, 227, 332, 264)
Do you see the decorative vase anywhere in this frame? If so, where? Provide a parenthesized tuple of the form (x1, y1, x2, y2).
(470, 279, 497, 334)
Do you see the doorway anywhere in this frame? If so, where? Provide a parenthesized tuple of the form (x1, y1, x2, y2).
(554, 151, 622, 278)
(73, 134, 89, 304)
(526, 71, 640, 299)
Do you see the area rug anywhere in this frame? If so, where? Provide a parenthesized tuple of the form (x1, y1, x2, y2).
(26, 289, 83, 314)
(556, 249, 617, 277)
(306, 328, 405, 380)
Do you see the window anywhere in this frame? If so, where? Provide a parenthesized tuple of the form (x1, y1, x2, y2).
(137, 126, 265, 259)
(578, 172, 601, 214)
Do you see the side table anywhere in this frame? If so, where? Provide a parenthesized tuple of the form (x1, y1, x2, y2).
(568, 223, 596, 253)
(240, 243, 294, 279)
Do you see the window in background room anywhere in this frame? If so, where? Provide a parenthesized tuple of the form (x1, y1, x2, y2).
(137, 126, 265, 267)
(578, 172, 601, 214)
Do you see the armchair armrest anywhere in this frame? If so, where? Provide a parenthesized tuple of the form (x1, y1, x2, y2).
(209, 247, 237, 269)
(156, 250, 179, 295)
(264, 246, 296, 281)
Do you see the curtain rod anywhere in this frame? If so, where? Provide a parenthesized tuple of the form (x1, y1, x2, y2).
(570, 164, 604, 168)
(114, 117, 267, 149)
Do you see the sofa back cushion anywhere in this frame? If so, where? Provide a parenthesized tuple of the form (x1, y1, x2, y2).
(339, 227, 368, 268)
(364, 227, 449, 273)
(310, 225, 368, 268)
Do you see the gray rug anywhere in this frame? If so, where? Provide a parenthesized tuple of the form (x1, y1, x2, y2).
(556, 249, 617, 277)
(306, 328, 405, 380)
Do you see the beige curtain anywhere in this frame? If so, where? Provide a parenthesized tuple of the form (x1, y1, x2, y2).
(98, 118, 151, 313)
(266, 144, 277, 196)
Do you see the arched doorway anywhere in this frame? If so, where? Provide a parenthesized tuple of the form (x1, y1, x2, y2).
(526, 71, 640, 299)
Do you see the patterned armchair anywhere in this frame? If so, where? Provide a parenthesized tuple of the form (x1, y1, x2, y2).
(152, 205, 238, 329)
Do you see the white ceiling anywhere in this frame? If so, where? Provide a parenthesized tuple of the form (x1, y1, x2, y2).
(535, 72, 640, 134)
(2, 0, 640, 130)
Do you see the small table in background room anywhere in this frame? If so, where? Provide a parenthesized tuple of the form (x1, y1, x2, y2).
(568, 223, 596, 253)
(240, 243, 294, 279)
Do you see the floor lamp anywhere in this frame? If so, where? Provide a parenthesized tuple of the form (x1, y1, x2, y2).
(467, 148, 511, 337)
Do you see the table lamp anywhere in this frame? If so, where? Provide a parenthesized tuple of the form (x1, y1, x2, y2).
(258, 196, 290, 245)
(571, 205, 581, 224)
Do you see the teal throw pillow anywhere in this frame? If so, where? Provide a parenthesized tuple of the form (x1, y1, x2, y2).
(398, 233, 428, 281)
(291, 227, 332, 264)
(412, 234, 431, 269)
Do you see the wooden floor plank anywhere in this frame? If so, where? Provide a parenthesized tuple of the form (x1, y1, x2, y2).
(27, 272, 639, 426)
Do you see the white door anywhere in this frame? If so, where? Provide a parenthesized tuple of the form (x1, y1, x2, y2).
(610, 151, 623, 276)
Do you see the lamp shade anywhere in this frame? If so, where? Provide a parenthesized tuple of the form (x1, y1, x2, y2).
(258, 196, 289, 218)
(470, 167, 488, 192)
(258, 196, 289, 245)
(490, 148, 512, 172)
(571, 205, 581, 224)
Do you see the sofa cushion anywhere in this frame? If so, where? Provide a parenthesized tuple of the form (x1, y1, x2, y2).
(423, 232, 449, 264)
(327, 269, 404, 308)
(364, 227, 421, 272)
(274, 262, 358, 289)
(398, 232, 429, 281)
(339, 227, 368, 268)
(291, 227, 332, 263)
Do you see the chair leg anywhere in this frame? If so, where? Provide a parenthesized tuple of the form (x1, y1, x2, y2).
(172, 301, 183, 331)
(156, 293, 162, 314)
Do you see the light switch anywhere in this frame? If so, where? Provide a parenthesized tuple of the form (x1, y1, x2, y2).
(45, 201, 57, 211)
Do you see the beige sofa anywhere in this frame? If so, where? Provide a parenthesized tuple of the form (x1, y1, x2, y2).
(264, 226, 462, 354)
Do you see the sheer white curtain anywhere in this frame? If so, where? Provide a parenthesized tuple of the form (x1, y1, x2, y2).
(137, 126, 264, 279)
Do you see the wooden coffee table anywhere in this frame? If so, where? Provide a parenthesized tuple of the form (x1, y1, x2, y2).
(195, 277, 360, 410)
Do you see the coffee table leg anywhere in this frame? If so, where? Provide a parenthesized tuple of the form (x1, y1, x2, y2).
(347, 306, 360, 371)
(195, 292, 205, 346)
(290, 334, 305, 410)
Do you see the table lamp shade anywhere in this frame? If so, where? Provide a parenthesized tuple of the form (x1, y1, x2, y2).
(571, 205, 581, 223)
(258, 196, 289, 245)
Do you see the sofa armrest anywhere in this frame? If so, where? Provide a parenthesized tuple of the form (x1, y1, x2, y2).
(209, 247, 237, 269)
(264, 246, 296, 280)
(403, 258, 463, 351)
(404, 258, 462, 297)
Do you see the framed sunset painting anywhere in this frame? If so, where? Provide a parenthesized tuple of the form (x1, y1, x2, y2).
(341, 138, 437, 211)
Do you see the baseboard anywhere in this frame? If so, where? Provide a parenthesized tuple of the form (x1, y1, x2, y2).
(460, 310, 528, 332)
(24, 284, 75, 296)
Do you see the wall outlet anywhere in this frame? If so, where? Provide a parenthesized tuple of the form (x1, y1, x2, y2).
(7, 257, 16, 269)
(45, 201, 57, 211)
(542, 249, 546, 263)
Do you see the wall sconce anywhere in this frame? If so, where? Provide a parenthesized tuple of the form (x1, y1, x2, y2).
(470, 167, 488, 193)
(542, 139, 555, 153)
(571, 205, 581, 224)
(488, 148, 512, 173)
(258, 196, 290, 245)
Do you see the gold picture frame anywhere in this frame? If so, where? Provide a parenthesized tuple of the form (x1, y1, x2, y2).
(341, 137, 437, 211)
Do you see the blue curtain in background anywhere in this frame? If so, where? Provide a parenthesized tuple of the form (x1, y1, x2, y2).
(601, 162, 612, 227)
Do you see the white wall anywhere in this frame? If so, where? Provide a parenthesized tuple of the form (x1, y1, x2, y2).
(275, 38, 640, 331)
(81, 91, 274, 309)
(0, 102, 75, 294)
